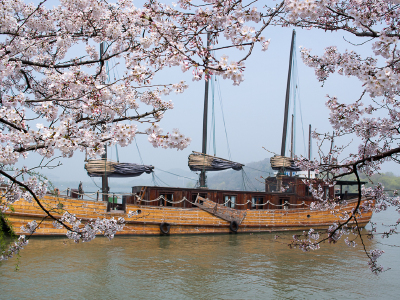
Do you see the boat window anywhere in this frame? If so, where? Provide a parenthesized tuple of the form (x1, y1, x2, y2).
(324, 187, 330, 199)
(224, 195, 236, 208)
(279, 198, 289, 209)
(305, 185, 311, 197)
(251, 197, 264, 209)
(281, 181, 294, 193)
(192, 193, 207, 203)
(268, 183, 279, 192)
(160, 193, 173, 206)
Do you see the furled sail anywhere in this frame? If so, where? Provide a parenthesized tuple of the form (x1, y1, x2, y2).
(270, 155, 300, 171)
(188, 152, 243, 172)
(85, 159, 154, 178)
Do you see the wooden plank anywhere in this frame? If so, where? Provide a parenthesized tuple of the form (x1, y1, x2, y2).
(192, 196, 247, 224)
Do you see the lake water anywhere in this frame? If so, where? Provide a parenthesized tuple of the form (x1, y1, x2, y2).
(1, 210, 399, 299)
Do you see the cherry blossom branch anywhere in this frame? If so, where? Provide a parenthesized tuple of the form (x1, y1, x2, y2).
(322, 147, 400, 174)
(0, 118, 28, 133)
(81, 108, 167, 126)
(8, 48, 130, 69)
(0, 169, 73, 232)
(238, 1, 284, 64)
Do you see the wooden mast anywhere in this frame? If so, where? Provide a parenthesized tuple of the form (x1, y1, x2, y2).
(100, 42, 109, 201)
(308, 124, 311, 178)
(281, 29, 296, 158)
(290, 113, 294, 176)
(200, 33, 211, 188)
(290, 114, 294, 159)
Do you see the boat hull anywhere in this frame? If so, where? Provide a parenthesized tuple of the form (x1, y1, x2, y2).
(3, 195, 373, 236)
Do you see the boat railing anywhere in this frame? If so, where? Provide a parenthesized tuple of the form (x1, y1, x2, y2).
(132, 194, 310, 209)
(4, 186, 360, 211)
(56, 189, 130, 212)
(1, 185, 311, 210)
(53, 190, 313, 210)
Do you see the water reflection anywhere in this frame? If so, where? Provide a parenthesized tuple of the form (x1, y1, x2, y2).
(1, 212, 399, 299)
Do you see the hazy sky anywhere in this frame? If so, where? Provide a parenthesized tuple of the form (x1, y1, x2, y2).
(14, 2, 398, 189)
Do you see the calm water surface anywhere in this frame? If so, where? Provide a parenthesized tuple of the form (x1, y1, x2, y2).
(1, 210, 399, 299)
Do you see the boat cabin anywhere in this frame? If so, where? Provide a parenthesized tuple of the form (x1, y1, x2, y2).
(123, 175, 334, 211)
(265, 175, 333, 207)
(127, 186, 268, 210)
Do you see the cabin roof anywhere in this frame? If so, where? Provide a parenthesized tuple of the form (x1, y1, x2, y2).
(264, 176, 366, 186)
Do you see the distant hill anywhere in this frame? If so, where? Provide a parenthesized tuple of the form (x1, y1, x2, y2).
(343, 172, 400, 194)
(367, 172, 400, 191)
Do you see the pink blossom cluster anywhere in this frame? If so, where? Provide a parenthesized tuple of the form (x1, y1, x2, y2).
(0, 169, 48, 213)
(362, 183, 389, 212)
(142, 0, 272, 83)
(20, 220, 38, 234)
(368, 249, 385, 274)
(0, 236, 29, 261)
(362, 184, 400, 223)
(290, 229, 321, 251)
(344, 237, 357, 247)
(285, 0, 328, 23)
(59, 212, 125, 242)
(327, 223, 343, 243)
(286, 1, 400, 185)
(146, 124, 191, 150)
(300, 178, 340, 212)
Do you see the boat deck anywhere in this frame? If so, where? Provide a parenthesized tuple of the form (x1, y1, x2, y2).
(3, 194, 373, 236)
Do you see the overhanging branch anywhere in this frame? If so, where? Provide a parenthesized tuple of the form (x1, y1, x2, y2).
(0, 169, 73, 232)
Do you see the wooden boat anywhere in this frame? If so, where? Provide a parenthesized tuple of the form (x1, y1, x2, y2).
(1, 31, 374, 236)
(3, 177, 373, 236)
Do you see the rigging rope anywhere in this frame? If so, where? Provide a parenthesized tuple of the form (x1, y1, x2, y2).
(195, 177, 201, 188)
(155, 167, 198, 181)
(152, 172, 171, 187)
(239, 169, 259, 192)
(115, 145, 119, 163)
(152, 173, 158, 186)
(90, 176, 102, 189)
(241, 169, 247, 191)
(134, 137, 144, 165)
(243, 165, 272, 174)
(209, 75, 217, 156)
(242, 169, 259, 191)
(112, 56, 120, 82)
(216, 77, 232, 161)
(291, 36, 307, 156)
